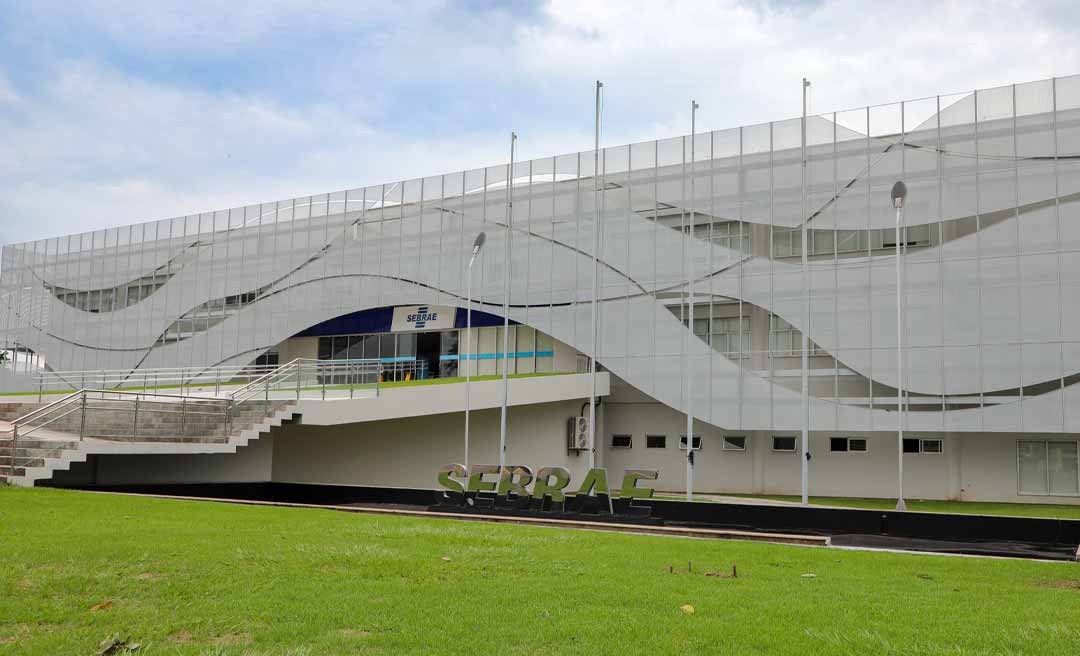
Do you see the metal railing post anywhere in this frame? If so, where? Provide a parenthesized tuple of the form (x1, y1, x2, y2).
(296, 361, 302, 400)
(79, 393, 87, 441)
(180, 396, 187, 436)
(132, 394, 139, 440)
(264, 376, 270, 402)
(10, 423, 17, 476)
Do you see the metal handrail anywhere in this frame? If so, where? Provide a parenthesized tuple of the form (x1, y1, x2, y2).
(8, 389, 84, 424)
(3, 358, 385, 481)
(33, 363, 285, 400)
(228, 358, 306, 402)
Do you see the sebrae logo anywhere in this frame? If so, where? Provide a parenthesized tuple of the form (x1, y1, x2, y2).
(406, 306, 438, 328)
(436, 464, 659, 514)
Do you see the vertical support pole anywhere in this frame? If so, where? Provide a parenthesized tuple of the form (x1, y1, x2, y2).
(800, 77, 811, 506)
(10, 423, 17, 476)
(465, 263, 473, 471)
(131, 395, 137, 441)
(77, 393, 86, 441)
(589, 80, 603, 471)
(180, 395, 187, 438)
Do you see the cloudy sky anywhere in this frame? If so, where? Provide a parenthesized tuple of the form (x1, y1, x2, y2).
(1, 0, 1078, 245)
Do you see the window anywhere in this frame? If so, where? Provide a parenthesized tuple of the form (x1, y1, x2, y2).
(904, 438, 943, 454)
(693, 220, 751, 253)
(1018, 440, 1080, 496)
(772, 436, 797, 452)
(772, 225, 932, 258)
(882, 223, 932, 249)
(679, 435, 703, 451)
(922, 439, 943, 454)
(830, 437, 867, 453)
(611, 434, 632, 449)
(722, 436, 747, 451)
(711, 317, 750, 358)
(679, 305, 750, 358)
(646, 435, 667, 449)
(254, 349, 279, 368)
(769, 314, 824, 357)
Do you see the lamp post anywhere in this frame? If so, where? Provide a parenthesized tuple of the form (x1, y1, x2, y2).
(464, 231, 486, 471)
(891, 180, 908, 512)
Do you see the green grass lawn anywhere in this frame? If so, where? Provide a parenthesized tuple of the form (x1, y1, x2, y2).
(1, 487, 1078, 655)
(655, 493, 1080, 521)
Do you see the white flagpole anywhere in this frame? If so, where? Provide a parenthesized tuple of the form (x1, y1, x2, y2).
(686, 99, 699, 502)
(499, 132, 516, 472)
(589, 81, 602, 470)
(800, 78, 811, 506)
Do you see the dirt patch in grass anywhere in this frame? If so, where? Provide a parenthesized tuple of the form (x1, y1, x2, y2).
(167, 630, 194, 645)
(339, 628, 372, 638)
(134, 572, 162, 582)
(1037, 579, 1080, 590)
(0, 625, 32, 645)
(208, 632, 251, 646)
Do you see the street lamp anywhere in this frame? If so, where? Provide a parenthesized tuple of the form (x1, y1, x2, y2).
(891, 180, 907, 512)
(464, 231, 486, 471)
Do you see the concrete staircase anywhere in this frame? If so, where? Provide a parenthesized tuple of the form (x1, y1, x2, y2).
(0, 399, 299, 487)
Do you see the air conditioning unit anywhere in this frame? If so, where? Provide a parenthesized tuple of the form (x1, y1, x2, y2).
(567, 416, 589, 452)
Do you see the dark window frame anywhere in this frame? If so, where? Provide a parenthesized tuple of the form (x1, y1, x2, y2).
(772, 436, 797, 452)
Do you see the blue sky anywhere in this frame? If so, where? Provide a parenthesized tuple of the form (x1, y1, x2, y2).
(2, 0, 1079, 244)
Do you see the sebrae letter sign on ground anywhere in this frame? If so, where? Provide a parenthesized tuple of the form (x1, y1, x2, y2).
(436, 464, 658, 515)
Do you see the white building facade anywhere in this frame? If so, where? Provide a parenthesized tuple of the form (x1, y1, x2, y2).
(5, 74, 1080, 502)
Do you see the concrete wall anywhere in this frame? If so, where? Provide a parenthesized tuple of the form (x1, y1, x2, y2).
(271, 401, 595, 489)
(599, 389, 1080, 504)
(49, 434, 275, 486)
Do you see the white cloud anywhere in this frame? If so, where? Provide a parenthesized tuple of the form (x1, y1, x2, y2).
(517, 0, 1080, 136)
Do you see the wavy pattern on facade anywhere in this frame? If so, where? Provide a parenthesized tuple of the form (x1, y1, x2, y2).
(5, 74, 1080, 434)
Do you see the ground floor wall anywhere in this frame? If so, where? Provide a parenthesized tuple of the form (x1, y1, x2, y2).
(271, 400, 597, 489)
(600, 398, 1080, 504)
(42, 394, 1080, 506)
